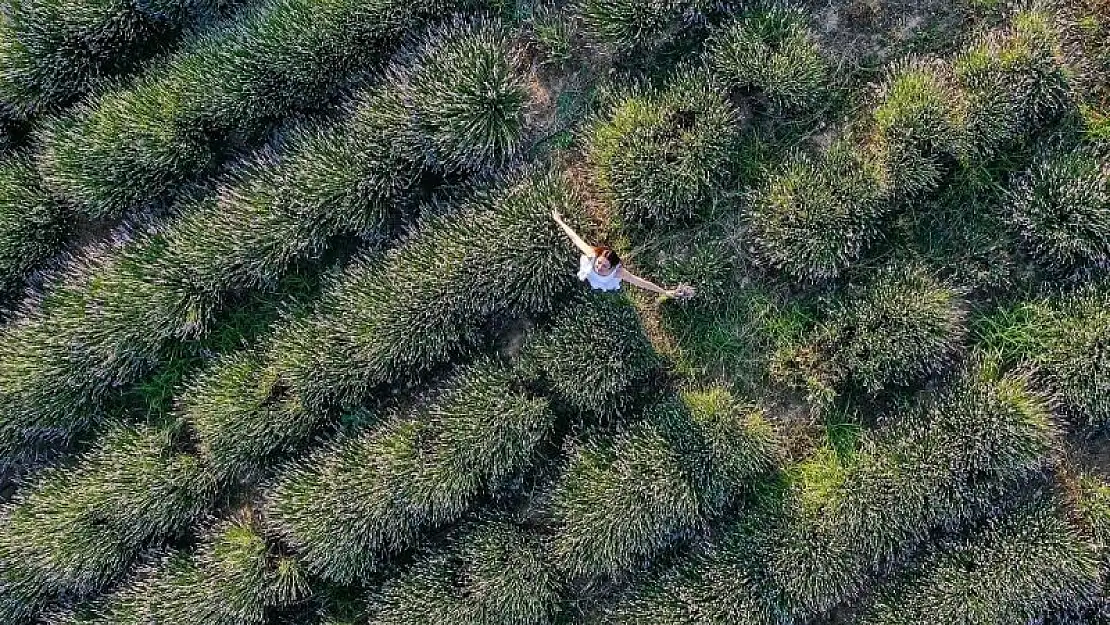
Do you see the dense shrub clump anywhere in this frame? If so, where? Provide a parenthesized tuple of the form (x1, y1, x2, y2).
(365, 520, 561, 625)
(37, 0, 481, 219)
(0, 0, 229, 119)
(0, 235, 213, 468)
(577, 0, 721, 55)
(61, 514, 310, 625)
(870, 60, 969, 196)
(1005, 146, 1110, 271)
(1077, 474, 1110, 549)
(0, 425, 216, 623)
(148, 13, 532, 335)
(1026, 288, 1110, 427)
(597, 362, 1056, 623)
(551, 388, 778, 580)
(955, 10, 1072, 158)
(521, 293, 661, 419)
(708, 6, 827, 110)
(589, 75, 740, 227)
(178, 350, 313, 484)
(745, 144, 889, 283)
(772, 265, 967, 404)
(184, 172, 579, 480)
(263, 360, 553, 584)
(402, 19, 529, 173)
(0, 153, 69, 302)
(145, 86, 422, 337)
(855, 501, 1100, 625)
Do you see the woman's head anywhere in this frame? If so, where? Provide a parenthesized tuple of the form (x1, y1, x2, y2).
(593, 246, 621, 276)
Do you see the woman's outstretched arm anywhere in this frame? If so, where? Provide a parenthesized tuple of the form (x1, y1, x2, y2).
(551, 209, 595, 256)
(619, 267, 670, 296)
(619, 267, 696, 299)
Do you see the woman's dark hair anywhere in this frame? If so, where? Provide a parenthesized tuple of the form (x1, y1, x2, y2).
(594, 246, 622, 268)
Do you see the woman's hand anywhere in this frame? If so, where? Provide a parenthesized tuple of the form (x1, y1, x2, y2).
(668, 284, 696, 300)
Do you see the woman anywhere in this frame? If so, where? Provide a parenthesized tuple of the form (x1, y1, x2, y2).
(552, 209, 695, 299)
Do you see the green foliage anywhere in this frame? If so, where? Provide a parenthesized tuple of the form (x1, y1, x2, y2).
(521, 292, 661, 419)
(365, 519, 561, 625)
(772, 264, 967, 404)
(550, 389, 778, 580)
(642, 224, 737, 309)
(179, 350, 313, 484)
(870, 59, 969, 195)
(708, 6, 827, 110)
(955, 10, 1073, 158)
(0, 117, 14, 153)
(772, 364, 1056, 608)
(0, 153, 69, 301)
(681, 387, 781, 489)
(855, 501, 1100, 625)
(0, 8, 1102, 625)
(0, 242, 176, 465)
(0, 424, 216, 623)
(263, 360, 554, 584)
(0, 0, 226, 119)
(970, 288, 1110, 428)
(0, 22, 533, 466)
(1025, 287, 1110, 427)
(403, 18, 529, 173)
(272, 170, 578, 405)
(577, 0, 719, 54)
(62, 514, 311, 625)
(37, 0, 481, 219)
(145, 85, 421, 338)
(528, 4, 574, 68)
(1004, 145, 1110, 271)
(1076, 474, 1110, 549)
(183, 172, 578, 478)
(589, 75, 740, 227)
(745, 143, 890, 283)
(636, 224, 808, 392)
(598, 363, 1056, 623)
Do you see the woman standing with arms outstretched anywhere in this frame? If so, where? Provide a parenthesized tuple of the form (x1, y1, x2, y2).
(551, 210, 695, 299)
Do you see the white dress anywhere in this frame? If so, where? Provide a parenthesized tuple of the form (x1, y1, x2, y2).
(578, 255, 623, 291)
